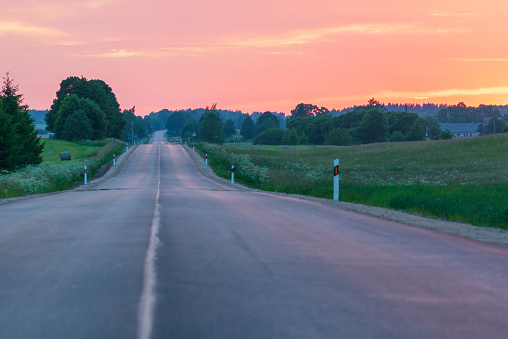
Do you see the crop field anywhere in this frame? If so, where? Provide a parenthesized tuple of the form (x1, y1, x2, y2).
(0, 139, 127, 199)
(196, 134, 508, 228)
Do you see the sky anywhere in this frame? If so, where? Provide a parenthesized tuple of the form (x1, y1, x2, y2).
(2, 0, 508, 116)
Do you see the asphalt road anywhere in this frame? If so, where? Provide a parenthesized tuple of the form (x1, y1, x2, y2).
(1, 131, 508, 338)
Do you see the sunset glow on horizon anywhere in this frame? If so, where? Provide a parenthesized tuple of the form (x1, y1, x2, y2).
(2, 0, 508, 116)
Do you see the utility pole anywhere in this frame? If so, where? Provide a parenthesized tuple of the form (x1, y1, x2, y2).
(131, 106, 135, 145)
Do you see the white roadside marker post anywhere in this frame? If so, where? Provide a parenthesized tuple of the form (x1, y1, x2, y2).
(231, 165, 235, 184)
(193, 143, 195, 152)
(113, 154, 116, 166)
(205, 154, 208, 166)
(84, 166, 88, 185)
(333, 159, 339, 201)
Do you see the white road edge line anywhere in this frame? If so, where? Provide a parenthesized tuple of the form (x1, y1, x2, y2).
(138, 143, 161, 339)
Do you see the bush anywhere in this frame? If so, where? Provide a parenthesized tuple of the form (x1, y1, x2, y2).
(253, 128, 286, 145)
(389, 131, 406, 142)
(299, 132, 309, 145)
(440, 129, 453, 139)
(324, 128, 352, 146)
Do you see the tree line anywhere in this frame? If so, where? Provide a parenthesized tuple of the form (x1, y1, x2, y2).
(242, 100, 508, 146)
(248, 100, 438, 146)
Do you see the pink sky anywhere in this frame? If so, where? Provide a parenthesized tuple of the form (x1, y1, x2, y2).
(2, 0, 508, 116)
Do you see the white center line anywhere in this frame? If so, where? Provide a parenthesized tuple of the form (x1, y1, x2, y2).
(138, 143, 161, 339)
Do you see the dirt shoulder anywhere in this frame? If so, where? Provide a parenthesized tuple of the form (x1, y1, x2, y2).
(183, 145, 508, 248)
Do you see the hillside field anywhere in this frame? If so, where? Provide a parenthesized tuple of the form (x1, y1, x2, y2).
(42, 139, 126, 163)
(197, 135, 508, 228)
(1, 139, 127, 198)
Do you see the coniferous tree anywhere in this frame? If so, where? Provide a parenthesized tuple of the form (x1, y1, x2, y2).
(240, 115, 255, 139)
(0, 73, 44, 171)
(223, 119, 236, 139)
(0, 105, 17, 170)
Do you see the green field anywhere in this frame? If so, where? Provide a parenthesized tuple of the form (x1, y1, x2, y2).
(42, 139, 106, 163)
(1, 139, 127, 198)
(197, 135, 508, 228)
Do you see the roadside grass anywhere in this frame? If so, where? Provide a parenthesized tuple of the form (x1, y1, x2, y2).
(196, 134, 508, 228)
(0, 139, 127, 199)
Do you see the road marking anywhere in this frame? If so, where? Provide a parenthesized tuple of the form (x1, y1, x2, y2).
(138, 144, 161, 339)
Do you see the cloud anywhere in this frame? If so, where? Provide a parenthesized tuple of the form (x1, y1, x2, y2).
(425, 87, 508, 97)
(224, 23, 467, 49)
(81, 49, 157, 58)
(3, 0, 126, 21)
(372, 87, 508, 100)
(452, 58, 508, 62)
(429, 11, 475, 17)
(313, 87, 508, 107)
(0, 21, 66, 37)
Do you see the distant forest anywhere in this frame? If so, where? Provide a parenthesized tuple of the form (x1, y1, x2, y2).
(143, 108, 287, 132)
(28, 110, 48, 125)
(332, 103, 508, 118)
(30, 102, 508, 141)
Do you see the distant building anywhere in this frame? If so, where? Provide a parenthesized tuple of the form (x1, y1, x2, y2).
(440, 123, 481, 138)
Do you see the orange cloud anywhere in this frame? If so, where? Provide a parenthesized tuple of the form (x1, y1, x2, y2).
(0, 21, 65, 37)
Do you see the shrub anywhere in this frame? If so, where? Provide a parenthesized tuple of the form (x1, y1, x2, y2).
(253, 128, 286, 145)
(324, 128, 352, 146)
(389, 131, 406, 142)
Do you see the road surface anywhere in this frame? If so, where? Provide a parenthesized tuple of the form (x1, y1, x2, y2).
(1, 131, 508, 338)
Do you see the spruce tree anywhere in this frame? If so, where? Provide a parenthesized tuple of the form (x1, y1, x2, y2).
(240, 115, 255, 139)
(0, 73, 44, 171)
(0, 106, 17, 171)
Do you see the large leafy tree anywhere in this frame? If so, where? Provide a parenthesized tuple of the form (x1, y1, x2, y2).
(90, 79, 125, 138)
(63, 110, 94, 141)
(122, 107, 149, 142)
(324, 128, 352, 146)
(291, 103, 329, 118)
(181, 120, 200, 141)
(199, 104, 223, 143)
(358, 108, 388, 144)
(484, 117, 506, 135)
(45, 76, 125, 140)
(255, 112, 280, 136)
(165, 111, 186, 136)
(406, 118, 426, 141)
(53, 95, 106, 140)
(0, 73, 44, 171)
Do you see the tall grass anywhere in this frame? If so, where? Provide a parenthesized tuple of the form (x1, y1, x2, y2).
(196, 134, 508, 228)
(0, 139, 126, 198)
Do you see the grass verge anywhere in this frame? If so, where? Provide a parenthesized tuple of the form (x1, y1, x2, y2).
(0, 139, 127, 198)
(196, 134, 508, 228)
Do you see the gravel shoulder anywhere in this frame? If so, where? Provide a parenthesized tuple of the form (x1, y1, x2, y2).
(183, 145, 508, 248)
